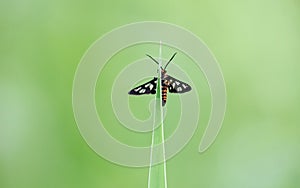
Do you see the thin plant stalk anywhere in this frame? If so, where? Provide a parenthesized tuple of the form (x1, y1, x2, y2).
(148, 42, 167, 188)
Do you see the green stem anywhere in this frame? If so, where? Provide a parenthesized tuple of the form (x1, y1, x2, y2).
(148, 42, 167, 188)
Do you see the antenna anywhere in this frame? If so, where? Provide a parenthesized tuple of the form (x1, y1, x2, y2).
(164, 52, 177, 69)
(146, 54, 163, 70)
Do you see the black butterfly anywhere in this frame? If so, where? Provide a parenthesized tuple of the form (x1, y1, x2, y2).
(128, 52, 191, 106)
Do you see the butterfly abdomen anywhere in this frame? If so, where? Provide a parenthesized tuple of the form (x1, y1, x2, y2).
(161, 80, 168, 106)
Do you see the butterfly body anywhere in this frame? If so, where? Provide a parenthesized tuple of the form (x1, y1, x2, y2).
(128, 58, 191, 106)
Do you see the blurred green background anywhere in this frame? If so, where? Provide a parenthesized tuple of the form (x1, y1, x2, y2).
(1, 0, 300, 187)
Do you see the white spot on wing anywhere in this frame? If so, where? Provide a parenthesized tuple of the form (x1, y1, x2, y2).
(149, 84, 153, 90)
(182, 84, 187, 89)
(177, 87, 182, 92)
(175, 81, 180, 85)
(139, 89, 146, 93)
(172, 83, 176, 88)
(134, 87, 141, 92)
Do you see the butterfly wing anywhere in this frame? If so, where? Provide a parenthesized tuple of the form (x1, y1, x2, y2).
(128, 77, 157, 95)
(165, 75, 192, 93)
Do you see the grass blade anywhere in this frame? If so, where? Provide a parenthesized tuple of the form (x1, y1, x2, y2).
(148, 42, 167, 188)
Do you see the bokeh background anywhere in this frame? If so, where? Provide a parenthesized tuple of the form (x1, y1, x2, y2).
(1, 0, 300, 187)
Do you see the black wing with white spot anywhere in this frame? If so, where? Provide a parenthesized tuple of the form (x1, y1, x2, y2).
(165, 75, 191, 93)
(128, 77, 157, 95)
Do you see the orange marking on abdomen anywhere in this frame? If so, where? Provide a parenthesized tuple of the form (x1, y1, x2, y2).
(162, 85, 168, 102)
(161, 82, 168, 104)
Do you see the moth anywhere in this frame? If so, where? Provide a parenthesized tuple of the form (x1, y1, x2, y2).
(128, 52, 191, 106)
